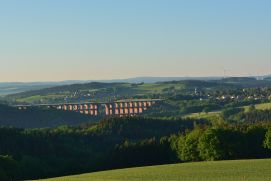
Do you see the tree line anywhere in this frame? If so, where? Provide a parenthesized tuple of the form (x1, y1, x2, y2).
(108, 124, 271, 169)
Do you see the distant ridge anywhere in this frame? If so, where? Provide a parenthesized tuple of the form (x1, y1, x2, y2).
(0, 75, 270, 96)
(0, 77, 222, 96)
(263, 75, 271, 80)
(105, 76, 223, 83)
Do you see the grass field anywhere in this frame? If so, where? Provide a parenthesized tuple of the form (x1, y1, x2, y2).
(255, 102, 271, 110)
(185, 102, 271, 121)
(36, 159, 271, 181)
(184, 111, 221, 120)
(243, 102, 271, 112)
(17, 94, 66, 103)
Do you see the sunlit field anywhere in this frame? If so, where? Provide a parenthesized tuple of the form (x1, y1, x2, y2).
(37, 159, 271, 181)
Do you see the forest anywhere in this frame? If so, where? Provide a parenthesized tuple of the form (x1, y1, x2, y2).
(0, 115, 271, 180)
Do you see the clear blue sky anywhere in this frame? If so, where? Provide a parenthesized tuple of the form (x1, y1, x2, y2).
(0, 0, 270, 82)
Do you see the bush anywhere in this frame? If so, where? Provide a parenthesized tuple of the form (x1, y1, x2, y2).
(198, 129, 224, 161)
(180, 129, 202, 161)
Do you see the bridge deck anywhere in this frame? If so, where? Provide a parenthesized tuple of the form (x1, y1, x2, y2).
(13, 99, 164, 107)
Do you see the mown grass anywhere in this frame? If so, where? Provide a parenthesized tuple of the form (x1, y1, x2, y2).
(36, 159, 271, 181)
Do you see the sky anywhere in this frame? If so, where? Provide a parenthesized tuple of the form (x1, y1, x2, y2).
(0, 0, 271, 82)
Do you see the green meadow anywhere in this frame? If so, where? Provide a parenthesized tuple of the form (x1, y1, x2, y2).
(185, 102, 271, 120)
(243, 102, 271, 112)
(37, 159, 271, 181)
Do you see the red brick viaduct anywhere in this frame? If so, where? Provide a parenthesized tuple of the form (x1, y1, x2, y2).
(15, 99, 163, 117)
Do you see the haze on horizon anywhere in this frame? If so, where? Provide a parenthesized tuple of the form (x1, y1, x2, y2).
(0, 0, 271, 82)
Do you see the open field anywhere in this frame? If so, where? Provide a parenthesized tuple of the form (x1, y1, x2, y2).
(16, 94, 66, 103)
(255, 102, 271, 110)
(243, 102, 271, 112)
(36, 159, 271, 181)
(183, 111, 221, 123)
(185, 102, 271, 120)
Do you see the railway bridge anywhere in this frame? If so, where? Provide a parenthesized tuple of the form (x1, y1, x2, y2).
(14, 99, 163, 117)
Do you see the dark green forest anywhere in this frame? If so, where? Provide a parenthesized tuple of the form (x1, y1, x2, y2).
(0, 117, 204, 180)
(0, 116, 271, 180)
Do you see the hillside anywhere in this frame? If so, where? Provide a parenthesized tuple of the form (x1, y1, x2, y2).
(0, 79, 256, 104)
(0, 77, 223, 96)
(219, 77, 271, 88)
(37, 159, 271, 181)
(184, 102, 271, 121)
(0, 81, 94, 96)
(0, 82, 56, 96)
(3, 78, 271, 105)
(3, 81, 214, 104)
(0, 104, 98, 128)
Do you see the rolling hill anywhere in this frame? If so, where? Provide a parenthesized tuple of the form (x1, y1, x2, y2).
(1, 75, 270, 97)
(36, 159, 271, 181)
(0, 81, 91, 96)
(0, 79, 248, 104)
(0, 77, 219, 96)
(2, 76, 271, 104)
(2, 81, 191, 104)
(0, 104, 98, 128)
